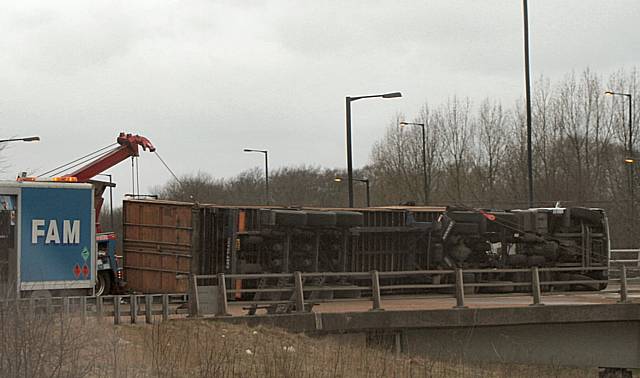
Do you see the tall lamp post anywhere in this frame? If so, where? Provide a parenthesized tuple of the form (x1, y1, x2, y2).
(605, 90, 634, 245)
(346, 92, 402, 207)
(605, 91, 633, 160)
(522, 0, 534, 207)
(335, 176, 370, 207)
(399, 121, 429, 204)
(243, 148, 269, 204)
(0, 136, 40, 143)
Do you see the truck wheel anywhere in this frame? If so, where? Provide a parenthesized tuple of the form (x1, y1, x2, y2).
(95, 272, 112, 296)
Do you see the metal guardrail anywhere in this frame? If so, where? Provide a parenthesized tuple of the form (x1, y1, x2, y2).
(4, 263, 637, 323)
(0, 293, 187, 324)
(610, 249, 640, 268)
(192, 266, 639, 317)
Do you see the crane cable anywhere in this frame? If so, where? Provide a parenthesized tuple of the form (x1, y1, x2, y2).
(153, 151, 195, 202)
(48, 147, 116, 178)
(36, 143, 118, 178)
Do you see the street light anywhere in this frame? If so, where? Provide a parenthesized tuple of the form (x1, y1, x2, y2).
(606, 90, 634, 246)
(399, 121, 429, 204)
(522, 0, 534, 207)
(0, 136, 40, 143)
(334, 176, 370, 207)
(605, 91, 633, 161)
(243, 148, 269, 204)
(345, 91, 402, 207)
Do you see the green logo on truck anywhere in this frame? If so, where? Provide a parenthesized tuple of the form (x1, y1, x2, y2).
(81, 246, 90, 261)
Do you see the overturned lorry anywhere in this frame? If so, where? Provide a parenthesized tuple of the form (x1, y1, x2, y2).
(121, 200, 609, 294)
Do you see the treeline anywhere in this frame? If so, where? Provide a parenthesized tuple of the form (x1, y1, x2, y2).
(154, 68, 639, 247)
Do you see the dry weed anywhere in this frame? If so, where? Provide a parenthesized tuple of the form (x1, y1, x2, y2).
(0, 311, 597, 377)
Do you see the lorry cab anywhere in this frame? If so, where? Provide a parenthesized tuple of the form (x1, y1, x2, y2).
(0, 181, 95, 298)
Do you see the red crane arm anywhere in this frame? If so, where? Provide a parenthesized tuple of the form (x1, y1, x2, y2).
(64, 133, 156, 182)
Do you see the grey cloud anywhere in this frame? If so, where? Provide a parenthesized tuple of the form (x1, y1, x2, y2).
(0, 0, 638, 204)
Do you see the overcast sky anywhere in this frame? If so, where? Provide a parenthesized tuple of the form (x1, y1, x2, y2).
(1, 0, 638, 204)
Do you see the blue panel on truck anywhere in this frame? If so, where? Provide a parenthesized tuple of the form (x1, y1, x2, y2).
(20, 186, 93, 285)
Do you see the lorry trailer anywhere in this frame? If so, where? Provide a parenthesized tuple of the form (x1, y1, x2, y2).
(0, 181, 96, 298)
(122, 199, 610, 295)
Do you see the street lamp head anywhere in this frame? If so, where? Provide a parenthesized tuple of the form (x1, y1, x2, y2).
(605, 90, 632, 97)
(624, 158, 635, 164)
(0, 136, 41, 143)
(244, 148, 267, 154)
(399, 121, 424, 128)
(333, 177, 343, 183)
(382, 92, 402, 99)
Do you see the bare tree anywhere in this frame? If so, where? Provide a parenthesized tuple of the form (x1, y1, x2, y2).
(370, 113, 422, 204)
(439, 96, 474, 202)
(475, 99, 508, 207)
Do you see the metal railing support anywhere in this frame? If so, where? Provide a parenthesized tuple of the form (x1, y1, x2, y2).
(162, 294, 169, 322)
(114, 296, 121, 325)
(145, 295, 153, 324)
(530, 267, 544, 306)
(80, 296, 87, 325)
(370, 270, 383, 311)
(62, 297, 70, 317)
(130, 294, 137, 324)
(454, 268, 467, 308)
(216, 273, 230, 316)
(619, 265, 629, 303)
(190, 274, 200, 317)
(294, 271, 305, 312)
(96, 296, 104, 321)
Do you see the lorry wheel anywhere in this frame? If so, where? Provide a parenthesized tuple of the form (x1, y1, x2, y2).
(95, 272, 112, 296)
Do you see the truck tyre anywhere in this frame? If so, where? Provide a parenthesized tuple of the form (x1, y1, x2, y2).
(305, 211, 337, 227)
(95, 271, 112, 296)
(273, 210, 307, 226)
(568, 207, 603, 225)
(334, 211, 364, 227)
(452, 222, 479, 235)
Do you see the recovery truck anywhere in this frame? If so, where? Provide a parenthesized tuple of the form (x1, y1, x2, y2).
(15, 132, 156, 296)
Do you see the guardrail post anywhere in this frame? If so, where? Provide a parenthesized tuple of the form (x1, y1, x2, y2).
(130, 294, 137, 324)
(145, 295, 153, 324)
(370, 270, 383, 311)
(114, 296, 121, 325)
(530, 267, 544, 306)
(454, 268, 467, 309)
(216, 273, 230, 316)
(619, 265, 629, 304)
(189, 274, 200, 317)
(162, 294, 169, 322)
(96, 296, 104, 321)
(80, 296, 87, 325)
(62, 297, 70, 318)
(294, 271, 306, 312)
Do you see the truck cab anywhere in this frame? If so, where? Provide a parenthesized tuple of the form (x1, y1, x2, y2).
(95, 232, 124, 295)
